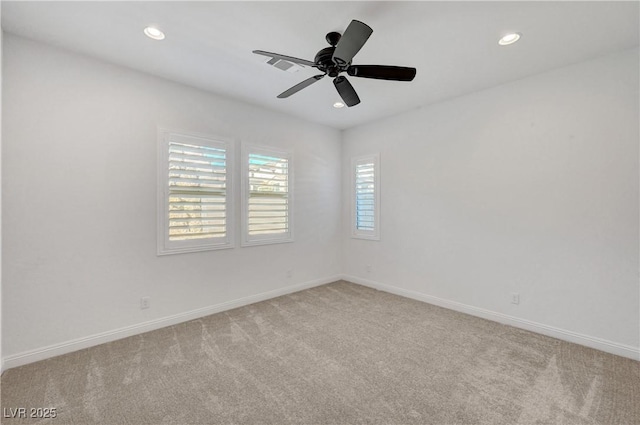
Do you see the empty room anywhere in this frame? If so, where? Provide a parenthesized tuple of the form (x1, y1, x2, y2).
(0, 1, 638, 424)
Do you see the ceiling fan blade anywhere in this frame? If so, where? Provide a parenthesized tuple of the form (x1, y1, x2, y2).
(253, 50, 316, 67)
(332, 20, 373, 66)
(347, 65, 416, 81)
(277, 74, 325, 98)
(333, 76, 360, 107)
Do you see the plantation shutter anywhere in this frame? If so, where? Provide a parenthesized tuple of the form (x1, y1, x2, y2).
(168, 141, 227, 241)
(247, 153, 289, 236)
(352, 153, 380, 240)
(355, 161, 375, 231)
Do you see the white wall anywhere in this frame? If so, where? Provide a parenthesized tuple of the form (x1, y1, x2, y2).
(342, 49, 640, 358)
(3, 33, 639, 367)
(2, 34, 342, 363)
(0, 3, 4, 372)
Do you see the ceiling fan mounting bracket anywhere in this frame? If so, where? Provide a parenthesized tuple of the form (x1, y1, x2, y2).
(325, 31, 342, 47)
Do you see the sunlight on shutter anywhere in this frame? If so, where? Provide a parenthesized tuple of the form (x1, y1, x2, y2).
(248, 153, 289, 236)
(168, 142, 227, 241)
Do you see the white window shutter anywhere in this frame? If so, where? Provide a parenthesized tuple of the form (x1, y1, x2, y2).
(158, 129, 234, 255)
(242, 145, 293, 246)
(168, 141, 227, 241)
(352, 153, 380, 240)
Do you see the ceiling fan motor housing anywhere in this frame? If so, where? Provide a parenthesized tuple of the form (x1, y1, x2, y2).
(315, 31, 352, 77)
(315, 47, 345, 77)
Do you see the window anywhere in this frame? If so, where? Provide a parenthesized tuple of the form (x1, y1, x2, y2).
(241, 144, 293, 246)
(157, 129, 234, 255)
(352, 153, 380, 240)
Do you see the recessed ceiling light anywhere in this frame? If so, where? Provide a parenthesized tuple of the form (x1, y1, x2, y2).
(333, 102, 345, 108)
(144, 26, 165, 41)
(498, 33, 521, 46)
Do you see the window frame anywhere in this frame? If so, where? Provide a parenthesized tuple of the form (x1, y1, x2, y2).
(157, 128, 235, 255)
(351, 153, 380, 241)
(241, 143, 294, 247)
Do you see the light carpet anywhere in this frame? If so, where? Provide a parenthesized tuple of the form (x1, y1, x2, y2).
(1, 281, 639, 424)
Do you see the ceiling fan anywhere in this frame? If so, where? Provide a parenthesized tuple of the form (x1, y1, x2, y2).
(253, 20, 417, 107)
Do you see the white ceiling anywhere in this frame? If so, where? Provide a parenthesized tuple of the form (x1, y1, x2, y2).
(2, 1, 639, 130)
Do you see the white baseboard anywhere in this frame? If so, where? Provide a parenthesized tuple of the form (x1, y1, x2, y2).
(2, 275, 341, 371)
(4, 274, 637, 370)
(342, 274, 640, 361)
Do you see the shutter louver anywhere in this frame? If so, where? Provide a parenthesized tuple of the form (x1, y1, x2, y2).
(351, 153, 379, 240)
(356, 162, 375, 231)
(168, 141, 227, 241)
(248, 153, 289, 236)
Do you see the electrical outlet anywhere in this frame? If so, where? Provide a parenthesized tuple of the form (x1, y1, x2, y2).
(286, 270, 292, 278)
(140, 297, 150, 310)
(366, 265, 372, 273)
(511, 293, 520, 305)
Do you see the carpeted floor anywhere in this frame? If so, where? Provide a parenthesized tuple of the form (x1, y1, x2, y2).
(1, 281, 639, 424)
